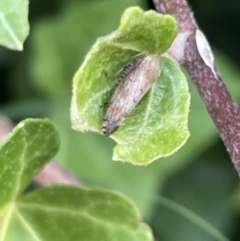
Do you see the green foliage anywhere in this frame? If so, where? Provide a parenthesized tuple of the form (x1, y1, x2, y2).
(28, 0, 162, 216)
(0, 119, 60, 214)
(0, 0, 29, 50)
(27, 0, 240, 217)
(3, 186, 153, 241)
(0, 119, 60, 238)
(71, 7, 190, 165)
(1, 0, 240, 240)
(30, 0, 141, 96)
(0, 119, 152, 241)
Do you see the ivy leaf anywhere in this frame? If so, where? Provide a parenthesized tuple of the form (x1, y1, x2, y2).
(0, 119, 60, 217)
(3, 186, 153, 241)
(71, 6, 190, 165)
(0, 0, 29, 50)
(0, 119, 152, 241)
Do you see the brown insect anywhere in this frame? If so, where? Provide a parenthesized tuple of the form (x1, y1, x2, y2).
(102, 54, 161, 136)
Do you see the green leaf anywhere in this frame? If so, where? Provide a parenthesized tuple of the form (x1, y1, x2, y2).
(0, 119, 152, 241)
(30, 0, 141, 97)
(115, 7, 176, 53)
(0, 119, 60, 216)
(71, 7, 189, 165)
(0, 0, 29, 50)
(3, 186, 153, 241)
(71, 7, 177, 133)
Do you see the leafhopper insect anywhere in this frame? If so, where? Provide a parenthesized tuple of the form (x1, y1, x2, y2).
(102, 54, 161, 136)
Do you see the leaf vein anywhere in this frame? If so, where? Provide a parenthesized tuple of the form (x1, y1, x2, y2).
(0, 12, 22, 50)
(19, 203, 131, 231)
(15, 208, 43, 241)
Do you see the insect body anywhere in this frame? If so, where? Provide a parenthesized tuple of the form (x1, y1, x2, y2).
(102, 54, 161, 136)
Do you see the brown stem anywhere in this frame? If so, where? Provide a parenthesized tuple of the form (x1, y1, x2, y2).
(153, 0, 240, 175)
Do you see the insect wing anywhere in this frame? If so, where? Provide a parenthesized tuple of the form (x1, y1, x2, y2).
(103, 55, 161, 136)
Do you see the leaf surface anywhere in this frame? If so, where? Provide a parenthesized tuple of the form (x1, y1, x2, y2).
(3, 186, 153, 241)
(71, 7, 190, 164)
(0, 119, 60, 218)
(0, 0, 29, 50)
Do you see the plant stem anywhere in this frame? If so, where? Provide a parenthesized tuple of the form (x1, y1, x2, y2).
(153, 0, 240, 176)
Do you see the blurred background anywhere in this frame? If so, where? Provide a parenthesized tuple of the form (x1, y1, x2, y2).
(0, 0, 240, 240)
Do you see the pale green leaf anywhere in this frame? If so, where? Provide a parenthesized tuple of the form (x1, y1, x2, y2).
(71, 7, 177, 133)
(0, 119, 60, 217)
(0, 0, 29, 50)
(71, 7, 190, 165)
(3, 186, 153, 241)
